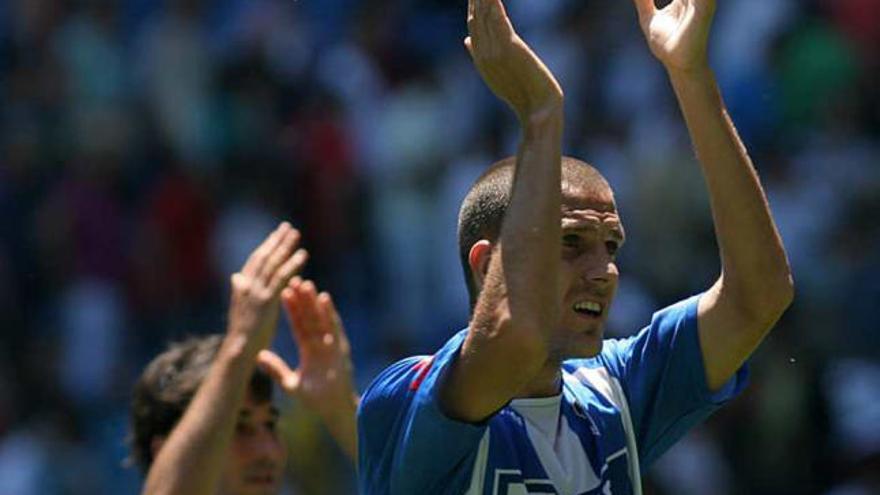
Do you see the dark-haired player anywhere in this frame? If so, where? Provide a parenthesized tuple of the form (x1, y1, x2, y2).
(130, 223, 358, 495)
(357, 0, 793, 493)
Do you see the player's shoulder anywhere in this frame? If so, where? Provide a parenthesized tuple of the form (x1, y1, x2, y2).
(563, 294, 705, 378)
(359, 355, 429, 415)
(593, 295, 702, 352)
(359, 329, 470, 418)
(648, 294, 702, 327)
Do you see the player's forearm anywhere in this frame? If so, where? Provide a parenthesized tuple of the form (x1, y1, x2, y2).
(669, 68, 793, 321)
(445, 107, 564, 422)
(319, 394, 359, 462)
(499, 107, 564, 338)
(478, 107, 564, 361)
(142, 341, 256, 495)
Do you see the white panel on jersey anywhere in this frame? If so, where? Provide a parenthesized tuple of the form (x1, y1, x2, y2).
(570, 367, 643, 495)
(504, 484, 529, 495)
(492, 471, 530, 495)
(465, 430, 491, 495)
(511, 395, 602, 495)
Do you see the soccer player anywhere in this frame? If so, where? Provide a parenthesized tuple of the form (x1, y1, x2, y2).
(130, 222, 358, 495)
(357, 0, 793, 493)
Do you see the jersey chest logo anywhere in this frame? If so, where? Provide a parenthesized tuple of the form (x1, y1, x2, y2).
(489, 468, 615, 495)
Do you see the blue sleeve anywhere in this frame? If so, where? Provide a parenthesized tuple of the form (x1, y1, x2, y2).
(357, 330, 488, 495)
(598, 294, 749, 469)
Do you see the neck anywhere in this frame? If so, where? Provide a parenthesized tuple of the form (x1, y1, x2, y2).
(519, 360, 563, 398)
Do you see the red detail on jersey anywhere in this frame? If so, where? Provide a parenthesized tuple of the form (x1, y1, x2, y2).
(409, 356, 435, 391)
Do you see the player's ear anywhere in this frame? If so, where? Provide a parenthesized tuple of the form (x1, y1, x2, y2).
(468, 240, 493, 289)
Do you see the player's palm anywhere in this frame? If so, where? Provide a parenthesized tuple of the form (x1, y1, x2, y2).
(466, 0, 563, 122)
(258, 279, 356, 419)
(633, 0, 716, 72)
(227, 223, 308, 352)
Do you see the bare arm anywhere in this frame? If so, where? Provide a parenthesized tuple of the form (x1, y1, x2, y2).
(142, 223, 307, 495)
(631, 0, 793, 390)
(439, 0, 564, 422)
(258, 278, 359, 461)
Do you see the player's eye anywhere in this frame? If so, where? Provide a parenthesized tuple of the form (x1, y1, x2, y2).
(562, 234, 580, 248)
(605, 241, 619, 257)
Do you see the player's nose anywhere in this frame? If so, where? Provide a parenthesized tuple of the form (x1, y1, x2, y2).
(582, 258, 618, 287)
(251, 430, 285, 462)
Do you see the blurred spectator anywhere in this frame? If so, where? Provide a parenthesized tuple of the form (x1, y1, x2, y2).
(137, 0, 219, 165)
(822, 359, 880, 495)
(55, 277, 126, 408)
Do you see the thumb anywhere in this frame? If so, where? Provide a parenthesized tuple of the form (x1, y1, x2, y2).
(632, 0, 656, 27)
(256, 349, 301, 394)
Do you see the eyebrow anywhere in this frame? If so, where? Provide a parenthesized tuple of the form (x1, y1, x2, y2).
(237, 406, 280, 421)
(562, 223, 626, 242)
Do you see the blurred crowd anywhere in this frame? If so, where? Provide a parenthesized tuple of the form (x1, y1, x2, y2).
(0, 0, 878, 493)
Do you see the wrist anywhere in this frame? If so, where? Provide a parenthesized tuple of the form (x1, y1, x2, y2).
(518, 98, 564, 130)
(667, 66, 724, 111)
(218, 332, 262, 364)
(667, 65, 716, 89)
(320, 392, 359, 419)
(520, 103, 564, 140)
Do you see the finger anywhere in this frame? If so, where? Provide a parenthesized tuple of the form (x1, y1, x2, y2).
(257, 349, 300, 394)
(483, 0, 511, 37)
(319, 292, 350, 354)
(230, 271, 247, 292)
(269, 248, 308, 293)
(694, 0, 717, 16)
(242, 222, 287, 277)
(668, 0, 685, 17)
(259, 226, 300, 283)
(296, 280, 323, 340)
(463, 36, 474, 57)
(488, 0, 510, 27)
(282, 278, 307, 345)
(469, 0, 491, 43)
(632, 0, 656, 25)
(281, 276, 303, 312)
(284, 275, 303, 294)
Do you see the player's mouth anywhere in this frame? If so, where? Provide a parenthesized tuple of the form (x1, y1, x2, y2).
(572, 300, 604, 320)
(244, 472, 278, 487)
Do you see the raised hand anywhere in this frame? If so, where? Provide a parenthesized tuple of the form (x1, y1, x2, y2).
(257, 278, 358, 460)
(465, 0, 563, 122)
(632, 0, 716, 73)
(227, 222, 308, 353)
(141, 223, 308, 495)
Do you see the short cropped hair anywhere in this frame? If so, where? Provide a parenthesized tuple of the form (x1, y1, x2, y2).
(456, 156, 612, 309)
(128, 334, 273, 472)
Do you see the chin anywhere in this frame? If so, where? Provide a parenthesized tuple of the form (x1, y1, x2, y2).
(560, 330, 604, 360)
(575, 339, 603, 359)
(239, 486, 278, 495)
(237, 479, 281, 495)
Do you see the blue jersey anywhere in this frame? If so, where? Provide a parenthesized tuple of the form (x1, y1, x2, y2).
(358, 295, 748, 495)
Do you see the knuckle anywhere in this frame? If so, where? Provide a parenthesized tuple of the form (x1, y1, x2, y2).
(256, 286, 274, 301)
(231, 274, 252, 293)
